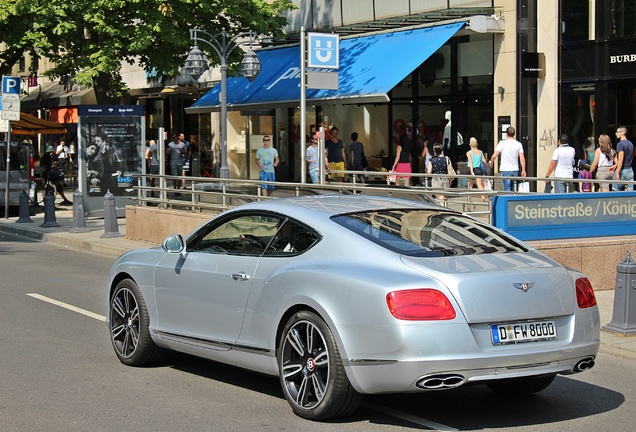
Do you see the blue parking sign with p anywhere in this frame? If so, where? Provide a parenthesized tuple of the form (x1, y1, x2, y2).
(2, 76, 21, 95)
(308, 33, 339, 69)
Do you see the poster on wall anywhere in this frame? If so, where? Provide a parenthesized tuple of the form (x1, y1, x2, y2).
(79, 106, 143, 197)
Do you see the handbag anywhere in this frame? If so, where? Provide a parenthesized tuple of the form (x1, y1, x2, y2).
(361, 151, 368, 168)
(480, 159, 491, 176)
(446, 157, 456, 182)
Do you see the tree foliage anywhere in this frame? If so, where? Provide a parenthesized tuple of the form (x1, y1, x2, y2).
(0, 0, 293, 103)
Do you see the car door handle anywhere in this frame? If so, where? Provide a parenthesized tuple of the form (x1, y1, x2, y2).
(232, 272, 251, 281)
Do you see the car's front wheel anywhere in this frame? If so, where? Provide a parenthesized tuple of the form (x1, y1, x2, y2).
(485, 373, 556, 396)
(109, 278, 164, 366)
(278, 311, 361, 420)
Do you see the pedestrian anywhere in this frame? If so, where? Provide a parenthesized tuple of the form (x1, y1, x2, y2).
(589, 134, 616, 192)
(179, 133, 191, 189)
(325, 126, 346, 181)
(544, 133, 576, 194)
(427, 143, 449, 201)
(613, 126, 634, 191)
(255, 135, 279, 196)
(490, 126, 526, 191)
(349, 132, 366, 183)
(55, 140, 70, 174)
(306, 133, 328, 184)
(167, 134, 185, 190)
(68, 140, 76, 168)
(40, 145, 72, 205)
(466, 137, 488, 201)
(145, 139, 159, 196)
(391, 126, 412, 186)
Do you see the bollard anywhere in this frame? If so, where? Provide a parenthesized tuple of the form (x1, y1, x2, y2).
(40, 189, 60, 227)
(602, 251, 636, 335)
(101, 190, 123, 238)
(70, 189, 89, 233)
(15, 190, 34, 223)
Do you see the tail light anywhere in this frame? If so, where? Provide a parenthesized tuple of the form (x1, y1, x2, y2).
(386, 289, 456, 320)
(575, 278, 597, 309)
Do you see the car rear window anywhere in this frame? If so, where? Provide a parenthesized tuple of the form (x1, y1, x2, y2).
(332, 209, 527, 257)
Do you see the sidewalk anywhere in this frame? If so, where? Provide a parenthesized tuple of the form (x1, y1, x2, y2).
(1, 198, 635, 362)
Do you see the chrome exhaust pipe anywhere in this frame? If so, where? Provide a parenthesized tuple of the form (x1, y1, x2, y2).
(573, 357, 595, 373)
(416, 374, 465, 390)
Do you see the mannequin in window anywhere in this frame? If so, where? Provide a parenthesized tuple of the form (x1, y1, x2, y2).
(443, 110, 464, 151)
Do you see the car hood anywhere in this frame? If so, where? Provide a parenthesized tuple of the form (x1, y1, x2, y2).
(401, 252, 575, 323)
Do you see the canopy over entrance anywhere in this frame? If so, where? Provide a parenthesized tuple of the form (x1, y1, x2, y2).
(9, 113, 67, 135)
(187, 22, 464, 113)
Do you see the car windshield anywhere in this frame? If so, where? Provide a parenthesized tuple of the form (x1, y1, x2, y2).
(332, 209, 527, 257)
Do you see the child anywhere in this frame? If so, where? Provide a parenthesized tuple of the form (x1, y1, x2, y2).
(578, 159, 592, 192)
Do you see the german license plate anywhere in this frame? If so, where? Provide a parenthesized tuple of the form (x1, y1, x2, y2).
(491, 321, 557, 345)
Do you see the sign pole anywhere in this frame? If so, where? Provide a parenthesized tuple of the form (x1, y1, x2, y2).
(3, 121, 10, 218)
(300, 27, 307, 184)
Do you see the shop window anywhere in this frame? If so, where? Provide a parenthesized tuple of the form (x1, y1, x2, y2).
(610, 0, 636, 38)
(561, 0, 593, 42)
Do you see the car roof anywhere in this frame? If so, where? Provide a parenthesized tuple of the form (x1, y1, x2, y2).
(232, 195, 443, 221)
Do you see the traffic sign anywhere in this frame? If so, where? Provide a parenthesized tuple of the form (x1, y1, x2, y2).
(1, 76, 21, 120)
(2, 76, 21, 96)
(307, 33, 339, 69)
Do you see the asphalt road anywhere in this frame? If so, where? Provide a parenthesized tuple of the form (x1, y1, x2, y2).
(1, 232, 634, 432)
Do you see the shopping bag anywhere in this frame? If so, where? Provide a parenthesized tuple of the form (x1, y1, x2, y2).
(517, 181, 530, 193)
(483, 178, 492, 191)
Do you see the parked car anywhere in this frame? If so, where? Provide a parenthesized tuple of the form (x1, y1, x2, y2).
(0, 141, 35, 208)
(107, 195, 600, 420)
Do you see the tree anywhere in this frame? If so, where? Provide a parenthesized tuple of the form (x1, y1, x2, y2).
(0, 0, 294, 103)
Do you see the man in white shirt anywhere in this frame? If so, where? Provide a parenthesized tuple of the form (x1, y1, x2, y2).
(490, 126, 526, 191)
(545, 134, 576, 193)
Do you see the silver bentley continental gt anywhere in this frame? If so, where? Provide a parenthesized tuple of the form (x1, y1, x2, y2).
(107, 195, 600, 420)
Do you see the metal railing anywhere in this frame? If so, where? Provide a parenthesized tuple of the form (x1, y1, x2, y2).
(131, 170, 636, 224)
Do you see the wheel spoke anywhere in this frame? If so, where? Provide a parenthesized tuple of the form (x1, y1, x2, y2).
(306, 322, 315, 353)
(112, 296, 126, 318)
(310, 373, 326, 401)
(313, 350, 328, 367)
(287, 327, 306, 357)
(111, 323, 125, 340)
(122, 331, 132, 356)
(282, 363, 303, 379)
(295, 376, 310, 406)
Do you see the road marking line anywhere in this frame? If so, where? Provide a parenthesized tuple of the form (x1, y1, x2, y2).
(27, 293, 106, 322)
(364, 402, 458, 431)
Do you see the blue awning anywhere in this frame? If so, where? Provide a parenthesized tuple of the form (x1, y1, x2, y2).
(187, 22, 464, 113)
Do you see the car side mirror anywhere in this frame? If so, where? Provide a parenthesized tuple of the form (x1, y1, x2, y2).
(162, 234, 186, 259)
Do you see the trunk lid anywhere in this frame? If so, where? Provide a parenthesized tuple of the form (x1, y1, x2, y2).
(401, 251, 575, 323)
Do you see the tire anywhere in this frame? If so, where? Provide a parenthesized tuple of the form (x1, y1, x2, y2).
(485, 374, 556, 396)
(278, 311, 362, 420)
(109, 279, 165, 366)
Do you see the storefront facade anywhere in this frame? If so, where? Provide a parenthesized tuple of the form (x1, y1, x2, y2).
(560, 0, 636, 156)
(187, 1, 501, 183)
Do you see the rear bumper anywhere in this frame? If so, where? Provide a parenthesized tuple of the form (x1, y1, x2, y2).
(344, 340, 600, 394)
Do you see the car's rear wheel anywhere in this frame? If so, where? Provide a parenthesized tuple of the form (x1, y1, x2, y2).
(278, 311, 362, 420)
(109, 278, 164, 366)
(485, 374, 556, 396)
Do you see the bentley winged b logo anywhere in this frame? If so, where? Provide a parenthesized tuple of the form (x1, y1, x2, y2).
(513, 282, 535, 292)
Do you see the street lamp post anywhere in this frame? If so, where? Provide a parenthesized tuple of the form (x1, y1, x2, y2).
(185, 28, 261, 179)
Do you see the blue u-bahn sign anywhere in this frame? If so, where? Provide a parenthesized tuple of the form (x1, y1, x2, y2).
(492, 192, 636, 240)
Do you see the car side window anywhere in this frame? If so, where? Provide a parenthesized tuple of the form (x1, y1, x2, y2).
(264, 220, 319, 257)
(188, 214, 281, 255)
